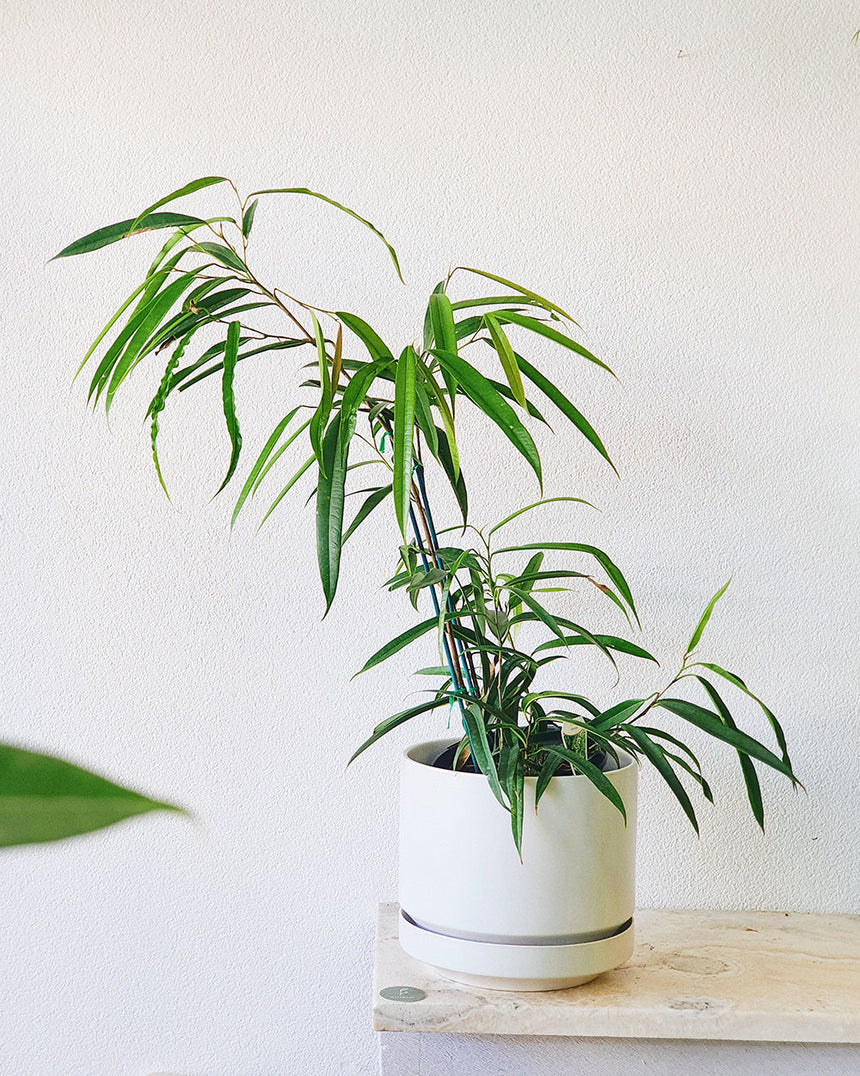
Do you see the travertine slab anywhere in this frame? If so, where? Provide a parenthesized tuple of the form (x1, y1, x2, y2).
(373, 903, 860, 1042)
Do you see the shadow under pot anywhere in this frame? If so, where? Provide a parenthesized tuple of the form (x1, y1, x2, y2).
(398, 739, 638, 991)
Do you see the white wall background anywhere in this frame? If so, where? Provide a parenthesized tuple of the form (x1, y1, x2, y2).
(1, 2, 857, 1073)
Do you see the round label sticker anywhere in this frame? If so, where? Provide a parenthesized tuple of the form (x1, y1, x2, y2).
(379, 985, 427, 1003)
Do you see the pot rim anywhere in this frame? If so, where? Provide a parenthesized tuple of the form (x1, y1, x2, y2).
(403, 738, 637, 779)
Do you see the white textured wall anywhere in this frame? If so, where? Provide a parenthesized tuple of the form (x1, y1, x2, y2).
(2, 2, 858, 1073)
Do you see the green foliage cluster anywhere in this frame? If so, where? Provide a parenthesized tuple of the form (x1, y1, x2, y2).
(53, 177, 799, 853)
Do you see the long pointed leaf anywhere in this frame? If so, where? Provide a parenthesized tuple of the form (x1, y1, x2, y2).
(393, 346, 417, 540)
(52, 211, 227, 259)
(231, 407, 301, 527)
(215, 322, 242, 494)
(623, 725, 699, 833)
(495, 311, 615, 376)
(655, 698, 796, 782)
(434, 349, 542, 490)
(250, 187, 403, 282)
(686, 580, 731, 655)
(697, 677, 764, 829)
(316, 413, 351, 613)
(126, 177, 229, 236)
(484, 313, 526, 406)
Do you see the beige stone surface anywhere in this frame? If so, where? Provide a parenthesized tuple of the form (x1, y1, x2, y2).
(373, 903, 860, 1041)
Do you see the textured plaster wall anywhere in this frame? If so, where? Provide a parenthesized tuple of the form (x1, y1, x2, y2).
(1, 1, 857, 1074)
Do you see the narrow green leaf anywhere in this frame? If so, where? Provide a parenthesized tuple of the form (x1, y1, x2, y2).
(462, 704, 506, 808)
(149, 329, 197, 498)
(336, 312, 394, 362)
(495, 311, 615, 377)
(533, 634, 658, 663)
(513, 350, 617, 475)
(453, 267, 582, 326)
(242, 198, 259, 239)
(309, 313, 332, 473)
(215, 322, 242, 494)
(413, 379, 439, 460)
(252, 419, 313, 496)
(686, 579, 731, 655)
(624, 726, 700, 833)
(697, 677, 764, 830)
(258, 454, 314, 528)
(250, 187, 404, 282)
(354, 616, 440, 676)
(593, 698, 647, 731)
(231, 407, 301, 527)
(52, 211, 225, 259)
(494, 541, 637, 624)
(435, 425, 468, 526)
(428, 292, 459, 410)
(126, 176, 229, 236)
(484, 313, 526, 406)
(423, 281, 446, 351)
(691, 661, 791, 766)
(393, 346, 417, 540)
(417, 359, 459, 480)
(316, 413, 350, 613)
(191, 241, 247, 275)
(434, 349, 542, 490)
(343, 484, 392, 544)
(488, 496, 596, 537)
(103, 268, 205, 411)
(0, 743, 184, 847)
(655, 698, 796, 781)
(348, 697, 449, 764)
(545, 746, 627, 823)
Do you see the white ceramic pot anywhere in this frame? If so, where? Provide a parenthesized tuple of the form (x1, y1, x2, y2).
(398, 739, 638, 990)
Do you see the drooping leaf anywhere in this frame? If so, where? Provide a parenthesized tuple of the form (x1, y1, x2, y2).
(623, 725, 700, 833)
(215, 322, 242, 493)
(512, 349, 617, 474)
(690, 661, 791, 766)
(316, 413, 351, 613)
(488, 496, 597, 537)
(149, 329, 198, 497)
(452, 267, 582, 326)
(494, 541, 638, 625)
(495, 311, 615, 376)
(336, 311, 394, 362)
(533, 634, 658, 663)
(484, 313, 526, 406)
(462, 704, 506, 808)
(434, 349, 542, 490)
(654, 698, 796, 781)
(697, 677, 764, 830)
(544, 745, 627, 823)
(0, 743, 184, 847)
(250, 187, 404, 282)
(348, 696, 450, 764)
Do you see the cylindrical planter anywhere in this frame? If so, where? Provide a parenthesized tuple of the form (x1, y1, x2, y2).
(399, 739, 638, 991)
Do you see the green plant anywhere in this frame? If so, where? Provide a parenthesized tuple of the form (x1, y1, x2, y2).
(53, 176, 798, 853)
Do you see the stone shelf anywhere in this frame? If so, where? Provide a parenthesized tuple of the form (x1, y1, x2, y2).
(373, 903, 860, 1042)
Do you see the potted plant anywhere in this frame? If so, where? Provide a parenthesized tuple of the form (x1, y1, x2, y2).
(53, 177, 798, 989)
